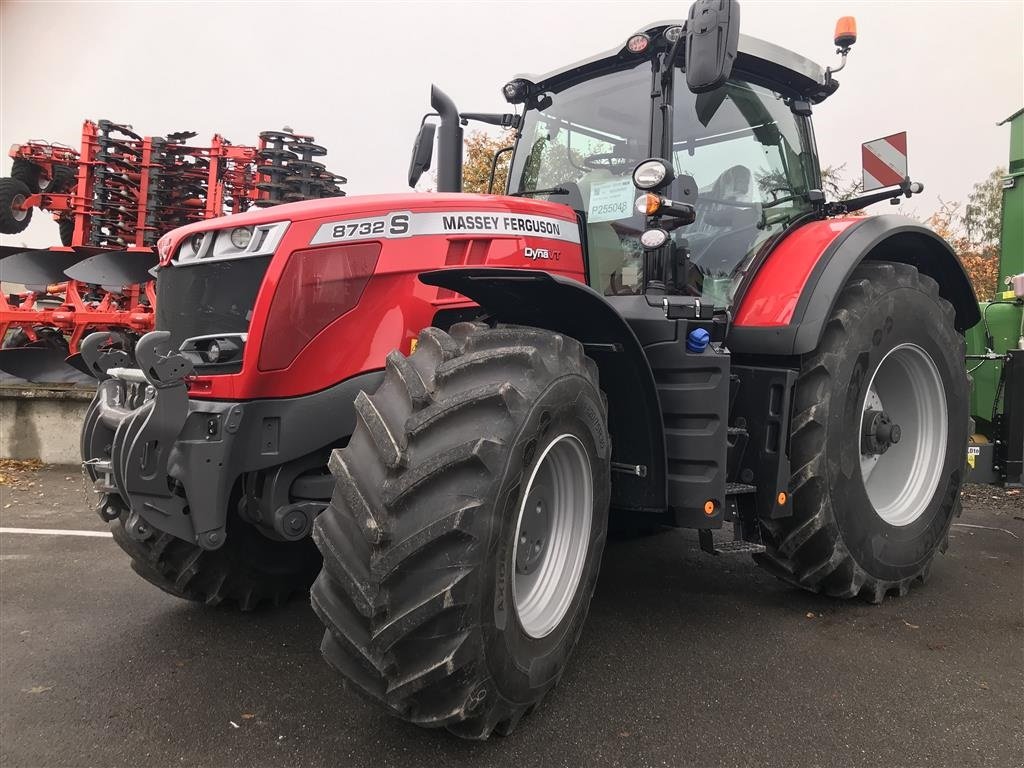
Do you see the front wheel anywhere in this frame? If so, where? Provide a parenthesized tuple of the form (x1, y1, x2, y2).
(756, 261, 969, 603)
(311, 323, 610, 739)
(0, 177, 33, 234)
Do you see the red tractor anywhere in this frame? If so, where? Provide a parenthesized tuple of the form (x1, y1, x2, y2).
(79, 3, 977, 739)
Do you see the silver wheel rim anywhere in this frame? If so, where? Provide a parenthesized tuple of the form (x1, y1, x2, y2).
(38, 176, 51, 192)
(859, 343, 947, 526)
(512, 433, 593, 639)
(11, 194, 27, 221)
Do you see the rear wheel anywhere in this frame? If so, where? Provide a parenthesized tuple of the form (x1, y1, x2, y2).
(0, 177, 33, 234)
(106, 494, 320, 610)
(756, 262, 968, 602)
(311, 323, 610, 738)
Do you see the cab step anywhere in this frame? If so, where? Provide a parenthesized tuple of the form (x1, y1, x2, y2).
(725, 482, 757, 495)
(698, 528, 766, 556)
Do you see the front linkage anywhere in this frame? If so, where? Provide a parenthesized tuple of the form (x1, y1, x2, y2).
(81, 331, 234, 550)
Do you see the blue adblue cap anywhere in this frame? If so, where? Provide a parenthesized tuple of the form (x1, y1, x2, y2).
(686, 328, 710, 353)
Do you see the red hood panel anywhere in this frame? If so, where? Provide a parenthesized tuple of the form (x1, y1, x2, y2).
(168, 193, 588, 400)
(158, 193, 578, 263)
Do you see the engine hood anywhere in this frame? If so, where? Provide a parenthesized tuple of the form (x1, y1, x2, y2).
(157, 193, 578, 265)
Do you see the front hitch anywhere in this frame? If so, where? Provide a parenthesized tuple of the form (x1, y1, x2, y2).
(81, 330, 230, 551)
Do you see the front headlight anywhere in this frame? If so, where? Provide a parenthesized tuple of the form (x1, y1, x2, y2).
(632, 158, 674, 191)
(179, 333, 246, 366)
(229, 226, 254, 250)
(173, 221, 289, 265)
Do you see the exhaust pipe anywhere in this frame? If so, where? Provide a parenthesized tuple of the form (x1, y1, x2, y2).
(431, 85, 463, 193)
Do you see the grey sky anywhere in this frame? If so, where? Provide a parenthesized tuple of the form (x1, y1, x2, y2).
(2, 0, 1021, 250)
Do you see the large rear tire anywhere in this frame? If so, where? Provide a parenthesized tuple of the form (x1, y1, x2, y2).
(756, 261, 968, 602)
(107, 494, 320, 610)
(311, 323, 610, 739)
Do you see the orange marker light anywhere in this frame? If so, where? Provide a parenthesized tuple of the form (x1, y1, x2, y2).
(834, 16, 857, 49)
(703, 500, 716, 516)
(777, 492, 788, 506)
(635, 193, 662, 216)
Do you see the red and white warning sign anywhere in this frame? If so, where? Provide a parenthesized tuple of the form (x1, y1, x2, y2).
(861, 132, 908, 191)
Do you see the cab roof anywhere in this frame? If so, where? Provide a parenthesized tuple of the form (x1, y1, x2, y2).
(515, 21, 838, 104)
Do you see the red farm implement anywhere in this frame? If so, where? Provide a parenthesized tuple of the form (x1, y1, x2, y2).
(0, 120, 346, 381)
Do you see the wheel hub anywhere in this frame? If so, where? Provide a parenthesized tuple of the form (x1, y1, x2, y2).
(11, 194, 28, 222)
(515, 494, 551, 576)
(858, 343, 948, 527)
(512, 433, 593, 639)
(861, 409, 902, 455)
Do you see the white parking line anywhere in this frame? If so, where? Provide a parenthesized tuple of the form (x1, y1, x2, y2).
(0, 527, 112, 538)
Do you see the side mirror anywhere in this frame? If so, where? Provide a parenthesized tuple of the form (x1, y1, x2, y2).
(684, 0, 741, 94)
(408, 122, 436, 188)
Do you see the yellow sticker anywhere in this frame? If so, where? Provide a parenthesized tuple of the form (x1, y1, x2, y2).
(409, 338, 418, 354)
(967, 445, 980, 469)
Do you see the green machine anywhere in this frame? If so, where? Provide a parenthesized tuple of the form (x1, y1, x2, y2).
(965, 108, 1024, 486)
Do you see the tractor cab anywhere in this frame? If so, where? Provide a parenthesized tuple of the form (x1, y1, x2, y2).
(414, 13, 849, 310)
(504, 27, 827, 303)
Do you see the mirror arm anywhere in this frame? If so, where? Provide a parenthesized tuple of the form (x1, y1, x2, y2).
(460, 113, 522, 130)
(486, 146, 515, 194)
(825, 179, 923, 216)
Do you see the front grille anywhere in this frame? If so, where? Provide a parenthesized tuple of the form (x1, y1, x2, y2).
(155, 256, 272, 349)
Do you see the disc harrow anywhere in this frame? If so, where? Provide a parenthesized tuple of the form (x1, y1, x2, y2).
(0, 119, 347, 381)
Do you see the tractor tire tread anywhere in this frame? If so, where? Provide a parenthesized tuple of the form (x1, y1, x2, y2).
(109, 500, 319, 611)
(756, 261, 964, 603)
(312, 322, 601, 738)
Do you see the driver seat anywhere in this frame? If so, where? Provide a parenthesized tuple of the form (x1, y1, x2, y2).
(691, 164, 761, 277)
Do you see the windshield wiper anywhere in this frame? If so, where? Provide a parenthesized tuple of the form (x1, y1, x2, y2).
(511, 187, 569, 197)
(760, 194, 801, 209)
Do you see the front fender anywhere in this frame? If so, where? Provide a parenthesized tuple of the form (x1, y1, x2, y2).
(730, 214, 980, 356)
(420, 267, 667, 513)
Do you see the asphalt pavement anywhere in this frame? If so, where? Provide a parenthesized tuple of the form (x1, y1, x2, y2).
(1, 466, 1021, 768)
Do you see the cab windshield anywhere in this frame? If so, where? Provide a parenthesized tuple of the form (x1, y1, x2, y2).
(507, 63, 651, 298)
(507, 64, 816, 303)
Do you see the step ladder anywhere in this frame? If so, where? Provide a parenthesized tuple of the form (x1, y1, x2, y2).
(699, 482, 765, 555)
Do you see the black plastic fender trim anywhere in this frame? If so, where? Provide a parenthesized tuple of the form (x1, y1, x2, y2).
(419, 267, 667, 512)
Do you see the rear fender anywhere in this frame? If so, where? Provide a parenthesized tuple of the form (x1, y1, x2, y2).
(420, 268, 666, 512)
(730, 214, 980, 355)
